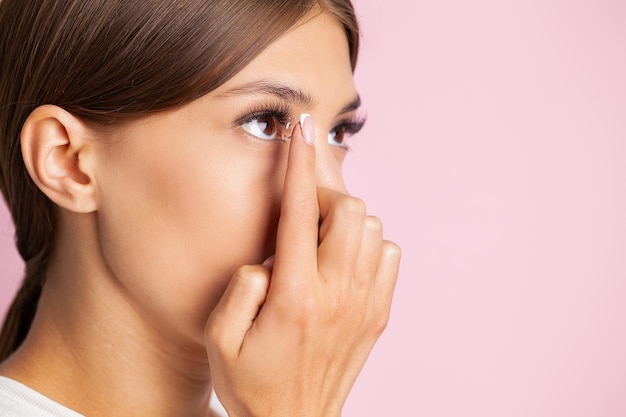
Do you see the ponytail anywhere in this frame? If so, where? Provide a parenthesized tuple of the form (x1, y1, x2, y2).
(0, 166, 55, 361)
(0, 249, 49, 362)
(0, 192, 52, 361)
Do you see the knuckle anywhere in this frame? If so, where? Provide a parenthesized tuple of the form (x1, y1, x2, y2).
(285, 196, 319, 226)
(204, 315, 225, 347)
(372, 311, 390, 337)
(336, 195, 366, 219)
(364, 215, 383, 235)
(233, 264, 262, 279)
(232, 265, 270, 291)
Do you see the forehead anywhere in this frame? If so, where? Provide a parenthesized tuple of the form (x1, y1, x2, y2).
(212, 12, 358, 110)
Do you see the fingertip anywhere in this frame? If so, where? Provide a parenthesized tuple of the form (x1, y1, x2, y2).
(374, 240, 401, 295)
(383, 240, 402, 263)
(300, 113, 316, 145)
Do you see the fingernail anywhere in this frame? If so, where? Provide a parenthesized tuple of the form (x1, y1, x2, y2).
(300, 113, 316, 145)
(262, 255, 275, 268)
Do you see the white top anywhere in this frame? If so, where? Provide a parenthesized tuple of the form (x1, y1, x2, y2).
(0, 376, 83, 417)
(0, 376, 228, 416)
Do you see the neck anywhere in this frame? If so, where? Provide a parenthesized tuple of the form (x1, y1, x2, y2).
(0, 216, 214, 417)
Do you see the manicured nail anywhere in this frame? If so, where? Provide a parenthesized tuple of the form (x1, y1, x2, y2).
(262, 255, 275, 268)
(300, 113, 316, 145)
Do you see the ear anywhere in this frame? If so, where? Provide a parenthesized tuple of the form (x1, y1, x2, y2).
(21, 105, 98, 213)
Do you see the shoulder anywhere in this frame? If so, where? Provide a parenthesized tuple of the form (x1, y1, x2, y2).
(0, 376, 84, 417)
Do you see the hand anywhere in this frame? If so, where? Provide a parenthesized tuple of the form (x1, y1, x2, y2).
(205, 114, 401, 417)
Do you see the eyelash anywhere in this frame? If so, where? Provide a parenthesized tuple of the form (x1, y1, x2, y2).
(234, 102, 291, 130)
(234, 102, 366, 149)
(328, 115, 367, 150)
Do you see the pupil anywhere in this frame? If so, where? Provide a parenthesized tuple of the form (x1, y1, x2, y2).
(261, 116, 276, 136)
(334, 128, 344, 144)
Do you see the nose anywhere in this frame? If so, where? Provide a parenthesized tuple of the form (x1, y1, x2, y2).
(312, 123, 348, 194)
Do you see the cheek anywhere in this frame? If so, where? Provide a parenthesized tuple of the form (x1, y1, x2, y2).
(186, 148, 285, 267)
(95, 133, 287, 341)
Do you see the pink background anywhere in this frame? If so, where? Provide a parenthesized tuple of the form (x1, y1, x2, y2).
(2, 0, 626, 416)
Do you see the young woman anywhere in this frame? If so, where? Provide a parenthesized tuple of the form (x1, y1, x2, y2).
(0, 1, 401, 416)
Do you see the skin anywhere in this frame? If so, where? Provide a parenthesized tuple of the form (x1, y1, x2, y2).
(0, 11, 400, 417)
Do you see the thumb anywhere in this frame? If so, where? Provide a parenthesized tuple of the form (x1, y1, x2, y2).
(205, 264, 271, 356)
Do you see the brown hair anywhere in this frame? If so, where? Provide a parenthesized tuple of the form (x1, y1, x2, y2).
(0, 0, 359, 362)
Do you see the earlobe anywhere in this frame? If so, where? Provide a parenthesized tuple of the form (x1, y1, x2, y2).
(21, 105, 98, 213)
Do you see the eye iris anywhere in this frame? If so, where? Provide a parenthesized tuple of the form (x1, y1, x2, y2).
(334, 128, 345, 144)
(329, 127, 345, 145)
(259, 116, 277, 137)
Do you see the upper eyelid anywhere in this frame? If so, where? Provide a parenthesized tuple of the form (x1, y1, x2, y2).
(235, 109, 290, 126)
(332, 114, 366, 131)
(232, 99, 366, 130)
(220, 79, 362, 117)
(232, 102, 291, 127)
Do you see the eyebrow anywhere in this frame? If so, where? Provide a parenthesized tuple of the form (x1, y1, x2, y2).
(340, 95, 361, 115)
(220, 81, 314, 107)
(219, 80, 361, 115)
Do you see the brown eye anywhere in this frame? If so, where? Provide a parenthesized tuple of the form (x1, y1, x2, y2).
(328, 126, 345, 146)
(241, 115, 280, 140)
(327, 116, 366, 149)
(259, 115, 278, 136)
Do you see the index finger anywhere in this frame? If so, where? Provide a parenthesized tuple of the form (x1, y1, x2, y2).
(272, 114, 319, 282)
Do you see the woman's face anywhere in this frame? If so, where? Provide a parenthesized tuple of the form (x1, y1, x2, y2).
(91, 13, 362, 345)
